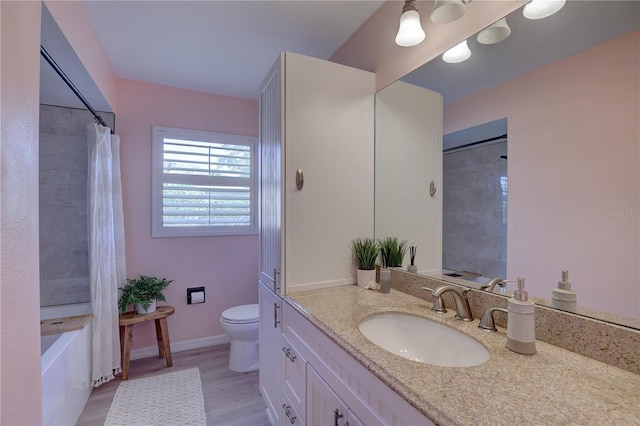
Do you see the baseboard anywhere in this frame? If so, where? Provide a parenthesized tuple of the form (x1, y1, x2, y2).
(130, 334, 230, 361)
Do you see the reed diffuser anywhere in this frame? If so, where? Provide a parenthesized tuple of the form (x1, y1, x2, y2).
(407, 245, 417, 274)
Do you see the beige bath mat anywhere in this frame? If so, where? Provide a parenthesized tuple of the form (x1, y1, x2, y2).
(104, 367, 206, 425)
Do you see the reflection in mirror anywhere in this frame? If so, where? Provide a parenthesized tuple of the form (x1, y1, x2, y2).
(379, 1, 639, 329)
(442, 118, 508, 283)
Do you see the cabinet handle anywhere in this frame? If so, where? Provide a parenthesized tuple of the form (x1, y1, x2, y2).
(272, 268, 280, 292)
(296, 169, 304, 190)
(273, 303, 280, 328)
(333, 409, 344, 426)
(429, 180, 437, 197)
(281, 346, 297, 362)
(282, 403, 296, 424)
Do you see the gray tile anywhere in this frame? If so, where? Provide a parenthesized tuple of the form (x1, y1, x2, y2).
(40, 277, 90, 306)
(40, 104, 72, 135)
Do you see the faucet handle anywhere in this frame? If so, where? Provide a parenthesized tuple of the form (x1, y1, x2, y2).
(431, 296, 447, 313)
(478, 307, 508, 332)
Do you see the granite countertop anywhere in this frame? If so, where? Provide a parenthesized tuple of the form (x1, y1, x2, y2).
(286, 285, 640, 426)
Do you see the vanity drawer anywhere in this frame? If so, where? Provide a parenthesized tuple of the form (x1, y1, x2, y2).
(281, 333, 307, 424)
(281, 387, 305, 426)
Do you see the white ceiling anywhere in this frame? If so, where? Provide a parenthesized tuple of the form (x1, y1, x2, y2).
(82, 0, 384, 101)
(40, 1, 639, 115)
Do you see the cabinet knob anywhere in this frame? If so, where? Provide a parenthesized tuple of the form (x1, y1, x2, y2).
(282, 403, 296, 424)
(273, 303, 280, 328)
(296, 169, 304, 190)
(282, 346, 297, 362)
(429, 179, 437, 197)
(333, 408, 344, 426)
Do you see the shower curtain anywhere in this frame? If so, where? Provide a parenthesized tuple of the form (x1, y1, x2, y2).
(88, 123, 125, 387)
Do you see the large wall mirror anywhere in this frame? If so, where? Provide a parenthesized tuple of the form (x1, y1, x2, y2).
(375, 1, 639, 329)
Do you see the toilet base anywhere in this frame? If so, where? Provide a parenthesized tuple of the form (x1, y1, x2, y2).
(228, 339, 259, 372)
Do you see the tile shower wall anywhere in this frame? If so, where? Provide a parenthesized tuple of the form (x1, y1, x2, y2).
(443, 140, 507, 278)
(39, 104, 115, 306)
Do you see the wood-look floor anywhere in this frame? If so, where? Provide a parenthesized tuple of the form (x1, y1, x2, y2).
(77, 344, 270, 426)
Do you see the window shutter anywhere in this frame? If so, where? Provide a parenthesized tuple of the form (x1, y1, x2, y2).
(152, 127, 257, 237)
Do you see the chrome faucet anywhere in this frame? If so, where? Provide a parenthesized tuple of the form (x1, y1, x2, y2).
(428, 285, 474, 322)
(480, 278, 507, 293)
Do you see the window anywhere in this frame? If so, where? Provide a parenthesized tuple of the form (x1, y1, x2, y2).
(152, 126, 257, 237)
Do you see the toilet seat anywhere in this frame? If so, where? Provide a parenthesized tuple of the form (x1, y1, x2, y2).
(221, 304, 259, 324)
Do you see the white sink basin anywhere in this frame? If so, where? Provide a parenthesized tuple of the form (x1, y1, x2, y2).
(358, 313, 490, 367)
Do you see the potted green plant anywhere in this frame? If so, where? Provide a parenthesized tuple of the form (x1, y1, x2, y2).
(351, 237, 379, 288)
(378, 237, 409, 268)
(118, 275, 173, 314)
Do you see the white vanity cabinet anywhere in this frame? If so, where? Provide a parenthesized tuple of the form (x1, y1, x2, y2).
(282, 302, 433, 426)
(259, 281, 283, 425)
(258, 51, 374, 424)
(258, 51, 375, 296)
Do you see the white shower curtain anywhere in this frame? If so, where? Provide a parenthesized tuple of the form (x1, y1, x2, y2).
(88, 123, 125, 387)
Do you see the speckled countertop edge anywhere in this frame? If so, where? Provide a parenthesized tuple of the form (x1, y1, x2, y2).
(286, 285, 640, 426)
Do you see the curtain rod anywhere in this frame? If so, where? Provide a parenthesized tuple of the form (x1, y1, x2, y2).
(443, 133, 507, 153)
(40, 45, 111, 131)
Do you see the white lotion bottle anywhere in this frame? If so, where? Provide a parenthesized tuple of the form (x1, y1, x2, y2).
(551, 270, 577, 312)
(506, 277, 537, 355)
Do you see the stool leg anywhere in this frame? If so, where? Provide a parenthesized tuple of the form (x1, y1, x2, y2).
(121, 325, 133, 380)
(155, 319, 165, 359)
(158, 317, 173, 368)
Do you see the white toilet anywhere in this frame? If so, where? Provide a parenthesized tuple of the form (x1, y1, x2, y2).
(220, 304, 260, 372)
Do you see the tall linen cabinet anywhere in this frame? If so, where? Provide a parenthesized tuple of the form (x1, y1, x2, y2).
(258, 52, 374, 425)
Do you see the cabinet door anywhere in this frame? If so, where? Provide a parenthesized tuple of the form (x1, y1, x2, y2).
(284, 52, 375, 291)
(346, 409, 365, 426)
(259, 56, 283, 295)
(307, 364, 349, 426)
(281, 334, 306, 424)
(259, 281, 282, 425)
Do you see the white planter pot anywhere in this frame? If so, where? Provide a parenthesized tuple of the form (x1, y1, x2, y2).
(135, 300, 157, 315)
(356, 269, 376, 288)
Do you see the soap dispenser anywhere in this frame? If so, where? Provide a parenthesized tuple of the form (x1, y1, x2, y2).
(551, 270, 577, 312)
(506, 277, 537, 355)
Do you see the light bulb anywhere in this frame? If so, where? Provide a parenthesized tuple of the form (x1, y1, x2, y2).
(395, 9, 426, 47)
(477, 17, 511, 45)
(430, 0, 466, 24)
(442, 40, 471, 63)
(523, 0, 566, 20)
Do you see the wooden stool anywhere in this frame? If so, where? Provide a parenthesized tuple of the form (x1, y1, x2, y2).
(119, 305, 175, 380)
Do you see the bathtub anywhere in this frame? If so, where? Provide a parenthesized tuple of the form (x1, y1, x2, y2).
(41, 303, 93, 426)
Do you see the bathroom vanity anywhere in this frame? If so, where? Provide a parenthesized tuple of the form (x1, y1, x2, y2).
(283, 284, 640, 425)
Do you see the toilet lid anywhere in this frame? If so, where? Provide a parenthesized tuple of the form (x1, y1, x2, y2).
(222, 304, 259, 324)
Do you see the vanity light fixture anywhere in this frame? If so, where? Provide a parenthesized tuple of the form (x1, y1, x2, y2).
(477, 17, 511, 45)
(430, 0, 466, 24)
(523, 0, 566, 20)
(395, 0, 426, 47)
(442, 39, 471, 63)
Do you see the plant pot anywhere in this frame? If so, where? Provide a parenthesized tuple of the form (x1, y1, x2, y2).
(135, 300, 157, 315)
(356, 269, 376, 288)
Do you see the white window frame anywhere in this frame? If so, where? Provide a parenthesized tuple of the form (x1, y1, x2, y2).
(152, 126, 257, 237)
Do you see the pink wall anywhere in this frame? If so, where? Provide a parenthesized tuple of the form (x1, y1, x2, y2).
(44, 0, 118, 111)
(116, 78, 259, 349)
(0, 2, 43, 424)
(444, 31, 640, 319)
(331, 0, 525, 91)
